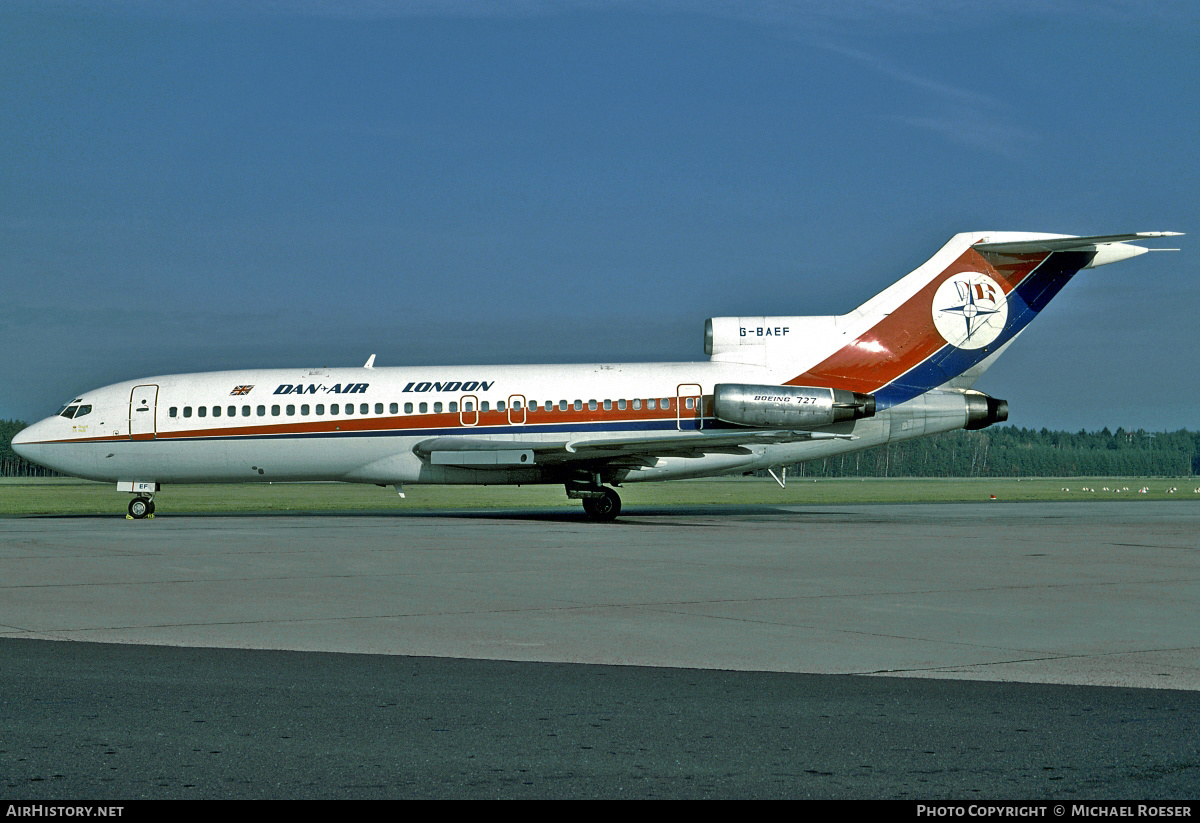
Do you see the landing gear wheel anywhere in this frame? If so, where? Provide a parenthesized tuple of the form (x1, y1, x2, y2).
(581, 488, 621, 521)
(128, 497, 151, 519)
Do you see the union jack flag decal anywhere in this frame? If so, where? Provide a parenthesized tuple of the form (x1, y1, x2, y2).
(973, 282, 997, 303)
(954, 281, 997, 304)
(230, 385, 254, 396)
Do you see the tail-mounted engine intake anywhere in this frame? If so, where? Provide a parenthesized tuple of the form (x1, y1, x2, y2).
(964, 393, 1009, 430)
(712, 384, 875, 428)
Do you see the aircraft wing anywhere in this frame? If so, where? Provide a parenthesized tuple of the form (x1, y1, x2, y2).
(413, 429, 855, 467)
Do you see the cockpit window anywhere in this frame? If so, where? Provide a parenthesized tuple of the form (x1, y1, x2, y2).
(74, 405, 92, 418)
(57, 399, 84, 418)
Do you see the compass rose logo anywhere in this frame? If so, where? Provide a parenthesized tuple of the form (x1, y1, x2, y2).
(932, 272, 1008, 350)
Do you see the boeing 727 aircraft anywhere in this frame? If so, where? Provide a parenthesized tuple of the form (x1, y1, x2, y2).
(12, 230, 1180, 520)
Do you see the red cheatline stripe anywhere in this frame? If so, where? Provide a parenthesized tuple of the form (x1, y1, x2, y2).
(786, 248, 1046, 393)
(29, 402, 710, 444)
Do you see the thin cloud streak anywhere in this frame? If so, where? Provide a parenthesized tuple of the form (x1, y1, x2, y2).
(805, 39, 1038, 158)
(884, 112, 1038, 160)
(811, 40, 1004, 110)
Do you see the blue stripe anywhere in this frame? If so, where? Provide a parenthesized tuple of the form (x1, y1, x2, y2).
(874, 250, 1094, 409)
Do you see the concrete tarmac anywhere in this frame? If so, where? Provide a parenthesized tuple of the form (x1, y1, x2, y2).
(1, 501, 1198, 798)
(2, 502, 1197, 688)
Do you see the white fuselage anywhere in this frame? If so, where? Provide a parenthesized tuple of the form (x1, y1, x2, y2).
(12, 360, 973, 487)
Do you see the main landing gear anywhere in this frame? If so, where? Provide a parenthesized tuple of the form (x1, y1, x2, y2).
(128, 496, 155, 519)
(581, 488, 622, 521)
(566, 479, 622, 521)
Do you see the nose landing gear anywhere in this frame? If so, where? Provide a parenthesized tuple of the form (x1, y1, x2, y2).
(127, 496, 155, 519)
(118, 481, 159, 519)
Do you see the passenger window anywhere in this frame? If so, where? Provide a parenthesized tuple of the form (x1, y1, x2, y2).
(331, 404, 340, 414)
(198, 407, 207, 418)
(344, 404, 352, 415)
(434, 402, 443, 413)
(286, 405, 295, 416)
(184, 407, 192, 418)
(375, 403, 383, 414)
(449, 402, 458, 413)
(169, 407, 178, 418)
(213, 406, 221, 417)
(686, 398, 694, 409)
(647, 399, 656, 410)
(662, 398, 671, 409)
(360, 403, 368, 415)
(481, 401, 489, 412)
(573, 400, 582, 411)
(464, 401, 474, 412)
(588, 400, 597, 411)
(513, 400, 523, 410)
(633, 399, 642, 410)
(559, 400, 567, 411)
(603, 400, 611, 410)
(227, 406, 236, 417)
(404, 402, 413, 414)
(389, 403, 397, 414)
(618, 399, 627, 410)
(257, 406, 266, 416)
(316, 404, 324, 415)
(419, 402, 428, 413)
(242, 406, 250, 417)
(271, 405, 280, 416)
(301, 404, 310, 416)
(497, 401, 506, 412)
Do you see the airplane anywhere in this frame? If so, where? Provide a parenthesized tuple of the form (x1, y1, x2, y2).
(12, 230, 1181, 521)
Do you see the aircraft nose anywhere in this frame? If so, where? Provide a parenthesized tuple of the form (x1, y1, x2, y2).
(11, 418, 48, 459)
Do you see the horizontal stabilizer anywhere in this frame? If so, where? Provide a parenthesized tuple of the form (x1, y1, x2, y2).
(973, 232, 1182, 254)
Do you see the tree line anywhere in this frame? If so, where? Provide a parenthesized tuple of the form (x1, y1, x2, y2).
(0, 420, 58, 477)
(777, 426, 1200, 478)
(3, 418, 1198, 478)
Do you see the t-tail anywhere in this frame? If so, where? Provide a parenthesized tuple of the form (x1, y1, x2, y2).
(705, 231, 1181, 423)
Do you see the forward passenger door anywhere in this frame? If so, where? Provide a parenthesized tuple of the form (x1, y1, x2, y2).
(129, 385, 159, 440)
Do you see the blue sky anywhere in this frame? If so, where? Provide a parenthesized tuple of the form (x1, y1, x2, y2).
(2, 0, 1196, 430)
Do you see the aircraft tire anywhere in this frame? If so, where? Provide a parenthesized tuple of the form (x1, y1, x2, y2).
(128, 497, 151, 519)
(582, 488, 621, 521)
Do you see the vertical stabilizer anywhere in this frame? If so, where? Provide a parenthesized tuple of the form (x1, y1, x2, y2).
(781, 231, 1179, 409)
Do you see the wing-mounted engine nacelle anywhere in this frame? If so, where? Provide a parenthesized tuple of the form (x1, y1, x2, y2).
(712, 384, 876, 428)
(964, 393, 1009, 430)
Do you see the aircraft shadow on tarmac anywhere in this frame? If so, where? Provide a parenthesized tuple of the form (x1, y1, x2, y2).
(22, 503, 830, 523)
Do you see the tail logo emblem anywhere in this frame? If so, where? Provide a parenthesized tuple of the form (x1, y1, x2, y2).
(932, 272, 1008, 349)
